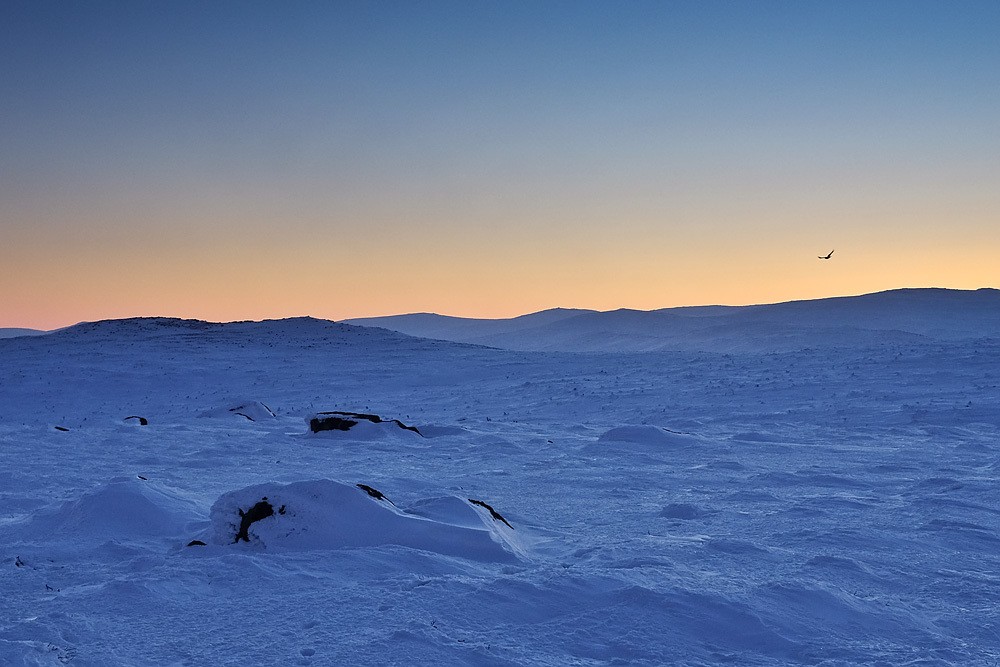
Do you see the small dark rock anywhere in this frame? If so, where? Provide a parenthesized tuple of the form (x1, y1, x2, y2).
(124, 416, 149, 426)
(310, 416, 358, 432)
(187, 540, 207, 547)
(234, 499, 275, 543)
(468, 498, 513, 529)
(357, 483, 395, 505)
(54, 426, 69, 432)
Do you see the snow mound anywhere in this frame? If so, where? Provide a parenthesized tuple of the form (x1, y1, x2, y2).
(598, 425, 699, 446)
(19, 477, 201, 542)
(660, 503, 709, 520)
(199, 400, 276, 421)
(206, 480, 525, 561)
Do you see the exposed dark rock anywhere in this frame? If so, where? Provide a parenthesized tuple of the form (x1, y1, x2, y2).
(54, 426, 69, 432)
(310, 411, 422, 436)
(137, 475, 148, 481)
(124, 416, 148, 425)
(187, 540, 207, 547)
(15, 556, 24, 567)
(356, 483, 395, 506)
(234, 498, 275, 543)
(468, 498, 513, 529)
(310, 416, 358, 432)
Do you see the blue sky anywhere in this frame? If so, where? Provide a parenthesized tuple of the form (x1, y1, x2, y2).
(2, 1, 998, 327)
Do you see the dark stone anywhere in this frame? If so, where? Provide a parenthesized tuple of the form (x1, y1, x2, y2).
(234, 498, 275, 543)
(124, 416, 148, 425)
(356, 483, 395, 505)
(309, 416, 358, 432)
(54, 426, 69, 432)
(468, 498, 513, 529)
(187, 540, 207, 547)
(15, 556, 24, 567)
(311, 411, 422, 436)
(137, 475, 148, 481)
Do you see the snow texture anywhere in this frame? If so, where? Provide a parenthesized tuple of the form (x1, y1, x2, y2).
(1, 289, 999, 665)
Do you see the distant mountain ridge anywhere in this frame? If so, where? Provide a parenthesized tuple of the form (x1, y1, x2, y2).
(0, 328, 46, 339)
(345, 288, 1000, 353)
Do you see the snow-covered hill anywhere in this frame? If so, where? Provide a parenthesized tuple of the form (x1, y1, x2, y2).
(346, 307, 594, 343)
(346, 288, 1000, 352)
(2, 305, 999, 665)
(0, 327, 46, 339)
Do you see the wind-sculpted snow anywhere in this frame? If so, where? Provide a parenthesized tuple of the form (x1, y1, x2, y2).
(597, 424, 702, 446)
(1, 311, 999, 664)
(205, 480, 525, 561)
(11, 477, 203, 544)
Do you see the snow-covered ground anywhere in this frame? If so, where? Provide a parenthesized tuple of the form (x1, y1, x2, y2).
(1, 296, 999, 665)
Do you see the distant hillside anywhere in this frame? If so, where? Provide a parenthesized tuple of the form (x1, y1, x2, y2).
(0, 328, 46, 339)
(346, 308, 594, 341)
(345, 288, 1000, 353)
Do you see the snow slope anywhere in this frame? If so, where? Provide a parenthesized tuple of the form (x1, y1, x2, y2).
(1, 303, 999, 665)
(347, 288, 1000, 352)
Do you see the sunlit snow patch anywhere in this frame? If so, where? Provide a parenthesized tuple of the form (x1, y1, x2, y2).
(598, 425, 700, 446)
(206, 479, 524, 562)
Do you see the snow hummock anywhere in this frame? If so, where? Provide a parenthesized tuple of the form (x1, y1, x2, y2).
(205, 479, 524, 562)
(199, 400, 276, 421)
(13, 476, 202, 544)
(598, 424, 700, 446)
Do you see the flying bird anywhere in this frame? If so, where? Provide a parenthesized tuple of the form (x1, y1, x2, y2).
(818, 250, 834, 260)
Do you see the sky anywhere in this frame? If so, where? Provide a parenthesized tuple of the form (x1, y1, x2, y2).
(2, 1, 998, 329)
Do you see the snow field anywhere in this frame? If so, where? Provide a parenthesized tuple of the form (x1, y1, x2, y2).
(0, 313, 998, 665)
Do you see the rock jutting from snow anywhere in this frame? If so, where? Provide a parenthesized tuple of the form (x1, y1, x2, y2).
(234, 498, 285, 543)
(203, 479, 524, 561)
(198, 400, 276, 422)
(468, 498, 514, 529)
(124, 416, 149, 425)
(307, 411, 423, 437)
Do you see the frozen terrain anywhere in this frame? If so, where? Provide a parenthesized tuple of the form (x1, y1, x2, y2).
(2, 289, 999, 665)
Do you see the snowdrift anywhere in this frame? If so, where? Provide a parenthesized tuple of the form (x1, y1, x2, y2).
(16, 477, 202, 543)
(205, 480, 525, 562)
(598, 425, 700, 446)
(199, 400, 276, 421)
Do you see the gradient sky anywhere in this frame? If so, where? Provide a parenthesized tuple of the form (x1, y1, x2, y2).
(2, 1, 998, 329)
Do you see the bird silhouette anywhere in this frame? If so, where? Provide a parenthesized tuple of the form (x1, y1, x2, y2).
(818, 250, 834, 259)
